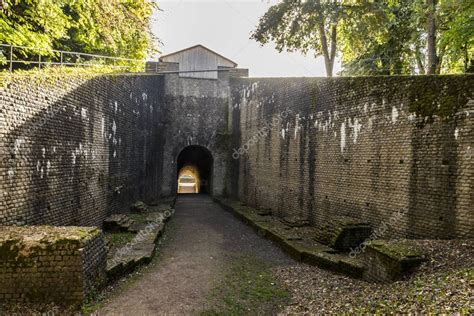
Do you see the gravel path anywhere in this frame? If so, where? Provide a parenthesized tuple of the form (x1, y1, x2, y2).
(97, 195, 294, 315)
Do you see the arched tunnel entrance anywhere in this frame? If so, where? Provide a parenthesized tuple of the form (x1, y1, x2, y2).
(177, 145, 213, 194)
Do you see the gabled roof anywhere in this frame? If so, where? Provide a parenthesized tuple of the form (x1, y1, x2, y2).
(159, 44, 238, 67)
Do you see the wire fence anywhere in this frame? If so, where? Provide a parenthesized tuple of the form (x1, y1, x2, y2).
(0, 43, 155, 72)
(1, 42, 471, 75)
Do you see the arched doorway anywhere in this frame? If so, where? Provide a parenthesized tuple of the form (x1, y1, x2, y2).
(177, 145, 213, 194)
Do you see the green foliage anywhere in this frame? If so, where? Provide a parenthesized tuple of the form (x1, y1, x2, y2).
(437, 0, 474, 73)
(342, 0, 474, 75)
(0, 0, 158, 67)
(59, 0, 158, 59)
(253, 0, 473, 76)
(0, 0, 70, 54)
(252, 1, 369, 53)
(340, 0, 417, 75)
(251, 0, 378, 76)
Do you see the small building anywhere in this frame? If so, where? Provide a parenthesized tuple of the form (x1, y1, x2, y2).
(158, 44, 239, 79)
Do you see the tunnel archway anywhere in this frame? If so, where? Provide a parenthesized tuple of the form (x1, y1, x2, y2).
(177, 145, 213, 194)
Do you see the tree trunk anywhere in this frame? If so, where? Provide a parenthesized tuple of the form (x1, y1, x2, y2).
(317, 21, 333, 77)
(436, 44, 446, 74)
(328, 24, 337, 77)
(415, 47, 425, 74)
(313, 0, 337, 77)
(426, 0, 438, 74)
(381, 57, 391, 76)
(463, 44, 469, 73)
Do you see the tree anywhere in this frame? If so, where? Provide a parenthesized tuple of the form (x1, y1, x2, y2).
(426, 0, 438, 74)
(436, 0, 474, 73)
(407, 0, 473, 74)
(0, 0, 71, 52)
(253, 0, 473, 76)
(342, 0, 473, 75)
(251, 0, 377, 77)
(0, 0, 158, 67)
(339, 0, 415, 76)
(59, 0, 158, 59)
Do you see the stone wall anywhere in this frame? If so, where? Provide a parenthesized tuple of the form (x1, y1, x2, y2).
(0, 71, 236, 226)
(0, 226, 106, 306)
(1, 71, 472, 240)
(0, 73, 166, 226)
(229, 76, 473, 239)
(159, 72, 232, 196)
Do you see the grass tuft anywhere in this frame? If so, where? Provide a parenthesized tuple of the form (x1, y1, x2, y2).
(201, 255, 290, 315)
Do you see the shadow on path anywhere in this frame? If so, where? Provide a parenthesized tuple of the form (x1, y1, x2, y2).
(98, 195, 294, 315)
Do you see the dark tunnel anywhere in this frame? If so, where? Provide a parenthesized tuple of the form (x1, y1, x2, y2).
(176, 145, 213, 194)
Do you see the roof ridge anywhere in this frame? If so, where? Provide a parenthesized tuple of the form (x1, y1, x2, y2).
(159, 44, 238, 67)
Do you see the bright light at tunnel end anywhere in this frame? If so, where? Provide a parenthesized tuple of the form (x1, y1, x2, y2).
(178, 165, 200, 194)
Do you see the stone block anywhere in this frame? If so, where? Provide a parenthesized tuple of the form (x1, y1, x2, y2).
(103, 214, 136, 233)
(314, 216, 373, 251)
(363, 240, 427, 282)
(0, 226, 107, 307)
(130, 201, 150, 213)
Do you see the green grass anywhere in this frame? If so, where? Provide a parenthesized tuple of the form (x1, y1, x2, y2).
(81, 286, 104, 315)
(128, 213, 148, 225)
(201, 255, 290, 315)
(105, 232, 136, 248)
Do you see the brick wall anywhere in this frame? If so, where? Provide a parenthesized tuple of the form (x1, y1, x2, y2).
(1, 71, 472, 240)
(0, 226, 106, 306)
(0, 71, 235, 226)
(158, 73, 232, 196)
(0, 73, 166, 226)
(229, 76, 473, 239)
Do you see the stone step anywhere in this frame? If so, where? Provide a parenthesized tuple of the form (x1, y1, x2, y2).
(130, 201, 150, 213)
(103, 214, 136, 233)
(313, 216, 373, 251)
(280, 215, 310, 227)
(363, 240, 427, 282)
(105, 214, 168, 281)
(213, 197, 425, 282)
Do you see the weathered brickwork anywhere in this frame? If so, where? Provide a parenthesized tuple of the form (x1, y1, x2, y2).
(159, 72, 232, 196)
(0, 74, 166, 226)
(1, 71, 238, 225)
(229, 76, 473, 239)
(1, 72, 472, 240)
(0, 226, 106, 306)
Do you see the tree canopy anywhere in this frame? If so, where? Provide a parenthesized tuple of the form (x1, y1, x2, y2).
(0, 0, 158, 62)
(252, 0, 473, 76)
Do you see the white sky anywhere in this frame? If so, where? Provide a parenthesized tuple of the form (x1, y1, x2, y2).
(152, 0, 341, 77)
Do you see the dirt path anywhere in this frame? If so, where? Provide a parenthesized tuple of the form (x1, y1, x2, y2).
(97, 195, 294, 315)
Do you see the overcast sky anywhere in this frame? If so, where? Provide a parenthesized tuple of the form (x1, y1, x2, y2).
(152, 0, 341, 77)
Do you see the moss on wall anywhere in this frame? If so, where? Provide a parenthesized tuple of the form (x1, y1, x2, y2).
(407, 76, 472, 123)
(0, 225, 106, 306)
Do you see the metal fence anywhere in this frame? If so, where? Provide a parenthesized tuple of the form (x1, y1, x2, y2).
(0, 43, 154, 72)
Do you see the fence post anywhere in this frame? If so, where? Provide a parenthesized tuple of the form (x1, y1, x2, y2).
(38, 54, 41, 69)
(9, 45, 13, 72)
(60, 51, 63, 67)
